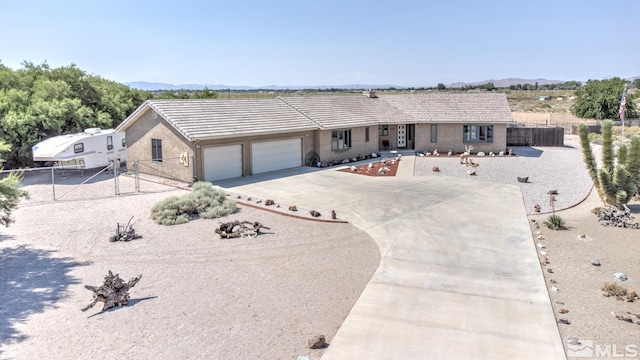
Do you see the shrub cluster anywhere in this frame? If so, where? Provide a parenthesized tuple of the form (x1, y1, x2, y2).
(150, 182, 236, 225)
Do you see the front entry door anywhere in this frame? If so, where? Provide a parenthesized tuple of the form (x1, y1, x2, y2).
(397, 124, 406, 148)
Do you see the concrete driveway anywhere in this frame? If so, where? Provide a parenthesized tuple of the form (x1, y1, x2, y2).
(216, 160, 565, 359)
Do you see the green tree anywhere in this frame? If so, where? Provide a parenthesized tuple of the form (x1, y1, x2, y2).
(579, 121, 638, 207)
(0, 61, 151, 168)
(0, 141, 29, 226)
(571, 77, 638, 120)
(437, 83, 446, 91)
(632, 78, 640, 89)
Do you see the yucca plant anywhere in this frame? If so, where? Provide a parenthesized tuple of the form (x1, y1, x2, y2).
(544, 214, 566, 230)
(579, 121, 640, 207)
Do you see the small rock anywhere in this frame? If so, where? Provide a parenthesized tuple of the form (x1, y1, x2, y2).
(547, 268, 554, 273)
(615, 273, 628, 281)
(590, 258, 601, 266)
(537, 243, 545, 249)
(539, 250, 547, 256)
(331, 210, 336, 220)
(352, 157, 358, 162)
(310, 210, 321, 218)
(612, 311, 633, 323)
(551, 286, 559, 292)
(265, 199, 275, 206)
(555, 301, 565, 305)
(307, 334, 327, 349)
(350, 166, 357, 172)
(432, 166, 440, 172)
(289, 205, 298, 211)
(628, 289, 637, 298)
(558, 308, 569, 314)
(558, 318, 570, 325)
(371, 153, 378, 158)
(549, 279, 556, 283)
(342, 159, 350, 164)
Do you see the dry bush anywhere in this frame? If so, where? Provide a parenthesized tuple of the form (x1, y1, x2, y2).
(602, 282, 627, 297)
(150, 182, 236, 225)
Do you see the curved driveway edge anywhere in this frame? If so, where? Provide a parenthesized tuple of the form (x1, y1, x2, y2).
(216, 166, 566, 359)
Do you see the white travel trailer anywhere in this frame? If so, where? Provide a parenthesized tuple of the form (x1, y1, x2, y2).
(32, 128, 126, 169)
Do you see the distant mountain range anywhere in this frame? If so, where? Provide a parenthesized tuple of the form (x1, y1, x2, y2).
(124, 82, 396, 91)
(447, 78, 565, 88)
(125, 76, 639, 91)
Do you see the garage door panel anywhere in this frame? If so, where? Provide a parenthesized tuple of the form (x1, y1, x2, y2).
(251, 139, 301, 174)
(203, 145, 242, 181)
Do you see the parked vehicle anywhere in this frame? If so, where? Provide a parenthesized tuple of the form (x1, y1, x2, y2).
(32, 128, 126, 169)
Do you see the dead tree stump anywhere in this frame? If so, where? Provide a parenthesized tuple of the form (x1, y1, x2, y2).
(215, 221, 270, 238)
(82, 270, 142, 312)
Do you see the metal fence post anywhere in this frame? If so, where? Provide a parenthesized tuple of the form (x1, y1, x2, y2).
(114, 159, 120, 195)
(51, 167, 56, 201)
(135, 160, 140, 193)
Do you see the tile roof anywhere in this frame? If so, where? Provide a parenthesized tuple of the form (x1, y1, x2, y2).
(117, 93, 514, 140)
(378, 92, 513, 123)
(117, 99, 319, 141)
(279, 95, 415, 129)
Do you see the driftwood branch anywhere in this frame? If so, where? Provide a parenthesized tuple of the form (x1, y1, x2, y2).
(109, 216, 142, 242)
(82, 270, 142, 312)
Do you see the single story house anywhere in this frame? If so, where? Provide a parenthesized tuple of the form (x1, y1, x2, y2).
(115, 92, 513, 183)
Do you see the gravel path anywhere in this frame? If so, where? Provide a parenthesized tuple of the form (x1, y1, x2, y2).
(414, 135, 594, 214)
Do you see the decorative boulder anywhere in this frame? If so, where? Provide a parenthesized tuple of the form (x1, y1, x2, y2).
(310, 210, 321, 217)
(350, 166, 357, 172)
(265, 199, 275, 206)
(432, 166, 440, 172)
(352, 157, 358, 162)
(289, 205, 298, 211)
(371, 153, 378, 158)
(307, 335, 327, 349)
(341, 159, 350, 164)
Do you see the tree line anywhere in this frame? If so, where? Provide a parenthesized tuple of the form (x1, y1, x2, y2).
(0, 61, 218, 168)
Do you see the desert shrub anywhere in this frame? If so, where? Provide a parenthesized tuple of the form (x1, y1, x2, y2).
(544, 214, 566, 230)
(150, 182, 236, 225)
(602, 282, 627, 297)
(587, 132, 601, 144)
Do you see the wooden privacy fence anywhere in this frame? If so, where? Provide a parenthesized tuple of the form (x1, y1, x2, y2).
(506, 127, 565, 147)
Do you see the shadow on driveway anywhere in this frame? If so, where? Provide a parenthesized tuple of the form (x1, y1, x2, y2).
(0, 245, 90, 346)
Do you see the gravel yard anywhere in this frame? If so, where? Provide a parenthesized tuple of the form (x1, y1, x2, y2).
(414, 134, 594, 214)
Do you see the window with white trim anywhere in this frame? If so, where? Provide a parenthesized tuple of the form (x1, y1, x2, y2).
(107, 136, 113, 150)
(378, 125, 388, 136)
(331, 130, 351, 150)
(74, 143, 84, 153)
(463, 125, 493, 143)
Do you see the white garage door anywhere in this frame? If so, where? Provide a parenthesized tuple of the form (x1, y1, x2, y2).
(251, 138, 302, 174)
(203, 145, 242, 182)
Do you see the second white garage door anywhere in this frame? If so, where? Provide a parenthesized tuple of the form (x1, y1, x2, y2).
(251, 138, 302, 174)
(203, 145, 242, 182)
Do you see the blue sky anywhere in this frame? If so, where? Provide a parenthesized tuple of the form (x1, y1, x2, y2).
(1, 0, 638, 87)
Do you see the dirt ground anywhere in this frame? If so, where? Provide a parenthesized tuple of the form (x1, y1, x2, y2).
(0, 173, 380, 360)
(530, 190, 640, 358)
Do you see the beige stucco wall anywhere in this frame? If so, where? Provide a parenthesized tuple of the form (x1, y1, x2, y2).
(195, 130, 316, 179)
(415, 123, 508, 154)
(125, 110, 195, 182)
(317, 126, 379, 162)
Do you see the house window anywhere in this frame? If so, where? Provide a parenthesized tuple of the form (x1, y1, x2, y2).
(122, 138, 126, 147)
(107, 136, 113, 150)
(365, 127, 370, 142)
(74, 143, 84, 153)
(378, 125, 388, 136)
(151, 138, 163, 162)
(463, 125, 494, 143)
(331, 130, 351, 150)
(430, 125, 437, 143)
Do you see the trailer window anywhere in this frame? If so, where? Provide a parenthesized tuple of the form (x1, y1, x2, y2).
(107, 136, 113, 150)
(151, 138, 163, 162)
(122, 138, 126, 147)
(74, 143, 84, 153)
